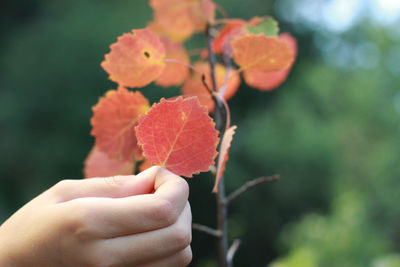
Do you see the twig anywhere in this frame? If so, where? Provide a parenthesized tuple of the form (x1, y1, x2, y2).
(227, 239, 241, 265)
(226, 175, 280, 205)
(192, 223, 222, 238)
(187, 47, 205, 56)
(201, 74, 213, 95)
(164, 58, 202, 75)
(213, 93, 231, 129)
(206, 25, 218, 93)
(215, 3, 229, 18)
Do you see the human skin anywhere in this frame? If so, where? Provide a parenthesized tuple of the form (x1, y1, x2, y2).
(0, 166, 192, 267)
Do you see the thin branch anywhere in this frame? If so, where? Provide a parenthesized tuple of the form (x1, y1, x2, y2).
(206, 25, 218, 93)
(187, 48, 205, 56)
(213, 93, 231, 129)
(227, 239, 241, 265)
(226, 175, 280, 205)
(215, 3, 229, 18)
(164, 58, 201, 75)
(214, 18, 244, 25)
(201, 74, 213, 95)
(192, 223, 221, 238)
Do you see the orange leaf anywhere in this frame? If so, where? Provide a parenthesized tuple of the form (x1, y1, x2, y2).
(212, 19, 246, 54)
(101, 28, 166, 88)
(149, 0, 216, 42)
(232, 34, 294, 72)
(136, 96, 219, 177)
(181, 62, 240, 112)
(213, 126, 236, 192)
(243, 33, 297, 91)
(155, 37, 190, 87)
(279, 32, 298, 57)
(243, 70, 290, 91)
(90, 87, 150, 162)
(190, 0, 217, 31)
(83, 147, 134, 178)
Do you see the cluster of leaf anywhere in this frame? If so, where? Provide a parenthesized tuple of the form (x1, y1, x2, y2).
(83, 0, 297, 189)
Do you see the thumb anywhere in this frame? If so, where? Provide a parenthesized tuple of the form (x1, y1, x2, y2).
(48, 166, 161, 202)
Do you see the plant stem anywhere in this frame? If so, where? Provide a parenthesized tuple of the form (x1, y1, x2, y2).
(216, 177, 229, 267)
(192, 223, 222, 238)
(206, 24, 230, 267)
(226, 175, 280, 204)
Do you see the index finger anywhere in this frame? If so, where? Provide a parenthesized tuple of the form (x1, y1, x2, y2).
(153, 167, 189, 212)
(70, 167, 190, 237)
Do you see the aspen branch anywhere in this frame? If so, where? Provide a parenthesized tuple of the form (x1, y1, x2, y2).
(226, 175, 280, 205)
(192, 223, 222, 238)
(206, 23, 229, 267)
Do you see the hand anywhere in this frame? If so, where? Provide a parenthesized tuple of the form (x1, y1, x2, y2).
(0, 166, 192, 267)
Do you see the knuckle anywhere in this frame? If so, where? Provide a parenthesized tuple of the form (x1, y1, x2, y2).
(103, 175, 125, 189)
(179, 247, 193, 266)
(171, 223, 192, 249)
(176, 179, 190, 199)
(153, 199, 179, 226)
(52, 179, 74, 193)
(63, 200, 97, 240)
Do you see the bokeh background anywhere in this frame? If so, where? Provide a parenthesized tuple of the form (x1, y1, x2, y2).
(1, 0, 400, 266)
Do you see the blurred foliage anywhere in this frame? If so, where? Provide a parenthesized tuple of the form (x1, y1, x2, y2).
(1, 0, 400, 266)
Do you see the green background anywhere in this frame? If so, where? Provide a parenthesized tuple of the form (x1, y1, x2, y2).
(1, 0, 400, 266)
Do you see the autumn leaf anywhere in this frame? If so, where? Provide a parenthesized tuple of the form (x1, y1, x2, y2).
(181, 62, 240, 112)
(213, 125, 237, 192)
(83, 147, 134, 178)
(246, 16, 279, 36)
(243, 71, 290, 91)
(212, 16, 279, 56)
(232, 34, 294, 72)
(149, 0, 216, 42)
(90, 87, 150, 162)
(101, 28, 166, 88)
(212, 19, 246, 54)
(243, 33, 297, 91)
(155, 37, 190, 87)
(279, 32, 298, 57)
(136, 96, 219, 177)
(190, 0, 216, 31)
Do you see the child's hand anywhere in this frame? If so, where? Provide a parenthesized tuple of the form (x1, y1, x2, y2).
(0, 166, 192, 266)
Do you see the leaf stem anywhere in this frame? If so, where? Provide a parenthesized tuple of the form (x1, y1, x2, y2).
(164, 58, 202, 75)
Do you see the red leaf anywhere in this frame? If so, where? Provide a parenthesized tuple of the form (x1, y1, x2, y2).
(90, 87, 150, 162)
(212, 19, 246, 54)
(101, 28, 166, 88)
(83, 147, 134, 178)
(213, 125, 237, 192)
(136, 96, 219, 177)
